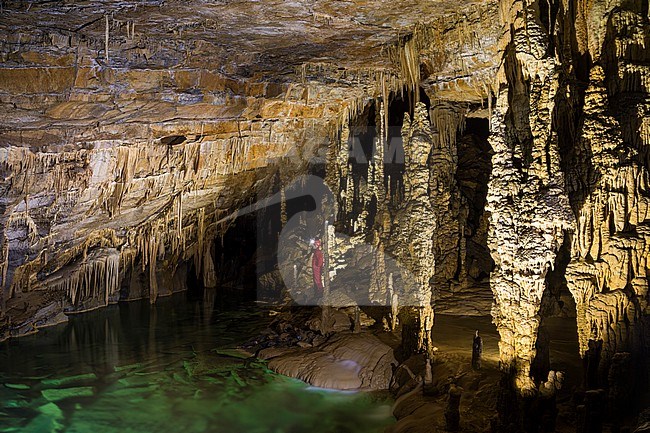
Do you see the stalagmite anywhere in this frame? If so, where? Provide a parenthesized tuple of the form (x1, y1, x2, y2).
(390, 103, 437, 357)
(387, 274, 398, 331)
(445, 384, 462, 431)
(486, 0, 574, 393)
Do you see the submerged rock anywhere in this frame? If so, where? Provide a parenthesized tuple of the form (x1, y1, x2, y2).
(41, 386, 94, 402)
(3, 383, 30, 390)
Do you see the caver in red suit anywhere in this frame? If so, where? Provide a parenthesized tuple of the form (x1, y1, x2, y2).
(311, 239, 324, 296)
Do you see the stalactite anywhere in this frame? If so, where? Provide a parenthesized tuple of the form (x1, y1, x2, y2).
(1, 237, 8, 292)
(374, 101, 386, 205)
(149, 231, 158, 304)
(326, 111, 352, 202)
(105, 14, 110, 63)
(177, 192, 184, 242)
(47, 249, 120, 309)
(196, 207, 205, 277)
(430, 104, 466, 151)
(343, 172, 354, 219)
(7, 211, 39, 244)
(0, 147, 91, 197)
(280, 187, 287, 227)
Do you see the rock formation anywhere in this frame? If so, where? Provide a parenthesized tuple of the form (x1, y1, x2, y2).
(391, 103, 437, 356)
(562, 3, 650, 387)
(483, 0, 650, 396)
(0, 0, 501, 341)
(486, 0, 575, 393)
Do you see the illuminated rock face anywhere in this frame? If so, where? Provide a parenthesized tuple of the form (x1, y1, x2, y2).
(486, 0, 650, 392)
(1, 0, 649, 397)
(561, 4, 650, 377)
(486, 0, 574, 393)
(487, 86, 573, 393)
(391, 103, 437, 356)
(565, 65, 644, 357)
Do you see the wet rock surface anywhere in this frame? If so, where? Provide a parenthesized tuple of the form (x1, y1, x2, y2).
(241, 307, 396, 390)
(260, 332, 396, 391)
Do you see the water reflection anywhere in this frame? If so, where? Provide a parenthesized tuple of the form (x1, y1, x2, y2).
(0, 291, 394, 433)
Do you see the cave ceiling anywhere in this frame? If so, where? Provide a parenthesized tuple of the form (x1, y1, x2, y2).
(0, 0, 500, 149)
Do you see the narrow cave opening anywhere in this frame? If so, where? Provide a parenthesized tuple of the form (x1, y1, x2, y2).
(454, 115, 493, 288)
(209, 213, 259, 298)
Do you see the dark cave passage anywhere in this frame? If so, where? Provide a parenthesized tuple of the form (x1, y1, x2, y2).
(212, 213, 258, 292)
(456, 115, 493, 283)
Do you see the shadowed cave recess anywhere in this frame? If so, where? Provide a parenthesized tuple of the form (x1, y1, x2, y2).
(1, 0, 650, 432)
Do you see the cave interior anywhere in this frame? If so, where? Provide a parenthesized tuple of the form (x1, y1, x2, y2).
(0, 0, 650, 432)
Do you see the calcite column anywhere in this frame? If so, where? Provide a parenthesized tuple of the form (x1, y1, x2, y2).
(392, 102, 436, 356)
(486, 0, 573, 393)
(369, 101, 390, 305)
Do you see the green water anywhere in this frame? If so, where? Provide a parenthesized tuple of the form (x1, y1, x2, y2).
(0, 292, 394, 433)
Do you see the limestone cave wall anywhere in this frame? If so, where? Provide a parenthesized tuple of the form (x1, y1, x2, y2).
(487, 0, 650, 393)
